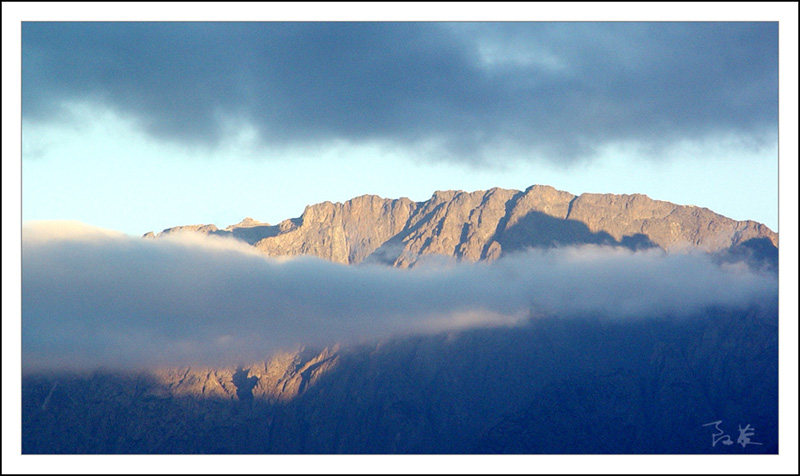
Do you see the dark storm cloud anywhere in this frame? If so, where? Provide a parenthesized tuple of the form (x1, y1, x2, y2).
(22, 222, 777, 371)
(22, 22, 777, 164)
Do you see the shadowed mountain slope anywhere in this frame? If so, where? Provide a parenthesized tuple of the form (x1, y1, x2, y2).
(22, 303, 778, 454)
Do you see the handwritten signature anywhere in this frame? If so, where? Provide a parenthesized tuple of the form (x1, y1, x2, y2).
(702, 420, 763, 448)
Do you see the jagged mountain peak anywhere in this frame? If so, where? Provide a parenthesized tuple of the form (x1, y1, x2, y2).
(225, 217, 269, 231)
(145, 185, 777, 268)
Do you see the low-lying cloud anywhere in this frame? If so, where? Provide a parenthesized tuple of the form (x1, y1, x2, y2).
(22, 221, 777, 371)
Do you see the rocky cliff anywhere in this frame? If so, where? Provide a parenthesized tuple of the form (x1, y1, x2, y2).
(145, 185, 778, 268)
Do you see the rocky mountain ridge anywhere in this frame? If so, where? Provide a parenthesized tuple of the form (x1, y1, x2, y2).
(145, 185, 777, 268)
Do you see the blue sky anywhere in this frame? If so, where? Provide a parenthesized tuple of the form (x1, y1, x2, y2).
(16, 18, 784, 235)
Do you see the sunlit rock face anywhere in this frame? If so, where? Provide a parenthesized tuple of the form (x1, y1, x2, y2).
(146, 184, 778, 268)
(148, 346, 340, 403)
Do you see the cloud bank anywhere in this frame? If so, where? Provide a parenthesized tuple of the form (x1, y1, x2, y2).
(21, 222, 777, 371)
(22, 22, 777, 165)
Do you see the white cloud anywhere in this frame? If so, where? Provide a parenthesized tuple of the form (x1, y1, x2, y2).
(22, 222, 777, 371)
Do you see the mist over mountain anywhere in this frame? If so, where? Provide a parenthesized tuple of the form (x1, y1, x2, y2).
(22, 184, 779, 454)
(22, 304, 778, 454)
(146, 184, 778, 269)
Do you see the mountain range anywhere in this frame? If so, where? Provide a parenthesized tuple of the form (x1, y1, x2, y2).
(144, 184, 777, 269)
(23, 184, 779, 454)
